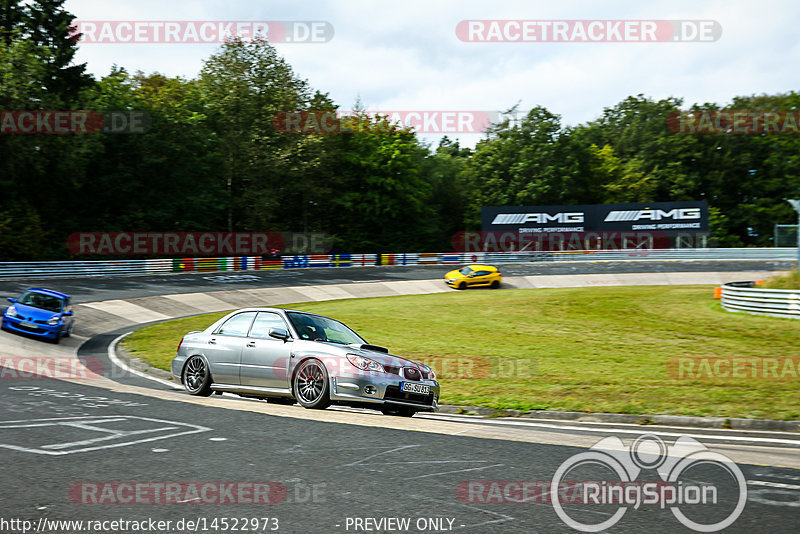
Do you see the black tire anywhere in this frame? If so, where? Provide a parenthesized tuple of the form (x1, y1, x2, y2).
(50, 333, 61, 344)
(183, 355, 213, 396)
(381, 406, 417, 417)
(456, 282, 466, 290)
(63, 323, 72, 337)
(490, 280, 500, 289)
(293, 358, 331, 409)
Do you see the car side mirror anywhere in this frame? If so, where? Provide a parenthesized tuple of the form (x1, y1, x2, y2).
(268, 327, 290, 341)
(7, 297, 14, 304)
(63, 310, 73, 316)
(468, 273, 476, 278)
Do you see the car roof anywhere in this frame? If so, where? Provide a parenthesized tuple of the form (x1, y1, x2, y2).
(22, 288, 71, 299)
(226, 307, 326, 317)
(464, 264, 498, 271)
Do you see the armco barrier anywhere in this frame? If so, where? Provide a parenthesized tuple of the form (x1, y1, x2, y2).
(0, 248, 795, 280)
(721, 282, 800, 319)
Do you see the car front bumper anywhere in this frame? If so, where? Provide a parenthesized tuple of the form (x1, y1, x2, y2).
(330, 374, 440, 412)
(1, 315, 61, 339)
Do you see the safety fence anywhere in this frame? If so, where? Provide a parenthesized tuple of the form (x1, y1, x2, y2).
(0, 248, 795, 280)
(721, 282, 800, 319)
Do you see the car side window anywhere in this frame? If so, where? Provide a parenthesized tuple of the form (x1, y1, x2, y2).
(473, 270, 491, 276)
(249, 312, 289, 339)
(216, 312, 257, 337)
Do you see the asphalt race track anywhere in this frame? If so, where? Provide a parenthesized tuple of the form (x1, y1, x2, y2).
(0, 260, 794, 303)
(0, 261, 798, 533)
(2, 372, 799, 534)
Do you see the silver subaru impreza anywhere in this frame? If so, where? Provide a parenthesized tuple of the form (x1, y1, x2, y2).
(171, 308, 439, 417)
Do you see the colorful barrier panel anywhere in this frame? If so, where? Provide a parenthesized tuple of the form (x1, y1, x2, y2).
(1, 249, 795, 280)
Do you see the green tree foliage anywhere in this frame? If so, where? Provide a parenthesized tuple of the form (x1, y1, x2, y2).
(462, 107, 604, 224)
(3, 0, 800, 259)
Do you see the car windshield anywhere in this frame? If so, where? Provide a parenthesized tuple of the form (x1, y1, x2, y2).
(459, 267, 473, 276)
(286, 312, 366, 345)
(17, 291, 64, 312)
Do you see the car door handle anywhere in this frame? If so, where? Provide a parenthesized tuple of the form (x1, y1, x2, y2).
(246, 342, 256, 348)
(208, 339, 216, 345)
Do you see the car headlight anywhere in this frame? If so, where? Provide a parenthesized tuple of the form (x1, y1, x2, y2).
(346, 354, 385, 372)
(47, 316, 60, 326)
(5, 306, 17, 317)
(421, 364, 436, 380)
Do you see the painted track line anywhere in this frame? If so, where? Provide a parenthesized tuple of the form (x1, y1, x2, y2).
(416, 414, 800, 447)
(108, 332, 182, 390)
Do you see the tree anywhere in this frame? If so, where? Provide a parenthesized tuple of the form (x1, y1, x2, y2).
(198, 38, 315, 232)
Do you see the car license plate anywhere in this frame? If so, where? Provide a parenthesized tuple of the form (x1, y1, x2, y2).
(400, 382, 430, 395)
(19, 322, 37, 329)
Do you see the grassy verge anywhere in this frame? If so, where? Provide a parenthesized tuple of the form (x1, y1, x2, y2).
(760, 270, 800, 289)
(122, 286, 800, 420)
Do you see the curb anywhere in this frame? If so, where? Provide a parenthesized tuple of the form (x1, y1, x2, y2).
(115, 342, 176, 382)
(438, 405, 800, 432)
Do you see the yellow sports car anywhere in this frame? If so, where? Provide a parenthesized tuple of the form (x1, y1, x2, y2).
(444, 264, 502, 290)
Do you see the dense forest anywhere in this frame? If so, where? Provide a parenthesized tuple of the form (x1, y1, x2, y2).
(2, 1, 800, 260)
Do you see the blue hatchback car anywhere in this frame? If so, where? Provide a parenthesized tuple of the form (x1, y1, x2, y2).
(2, 288, 74, 343)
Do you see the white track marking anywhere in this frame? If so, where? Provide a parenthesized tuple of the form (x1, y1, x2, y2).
(108, 332, 182, 390)
(418, 414, 800, 446)
(748, 480, 800, 490)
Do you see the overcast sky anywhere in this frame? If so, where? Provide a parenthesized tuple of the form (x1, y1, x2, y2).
(64, 0, 799, 146)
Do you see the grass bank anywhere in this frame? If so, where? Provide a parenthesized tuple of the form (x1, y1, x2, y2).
(122, 286, 800, 420)
(760, 270, 800, 289)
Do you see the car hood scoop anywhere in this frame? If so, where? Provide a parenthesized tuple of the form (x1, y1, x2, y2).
(353, 343, 389, 353)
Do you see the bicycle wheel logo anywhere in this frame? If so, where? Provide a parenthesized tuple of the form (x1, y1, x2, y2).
(551, 434, 747, 532)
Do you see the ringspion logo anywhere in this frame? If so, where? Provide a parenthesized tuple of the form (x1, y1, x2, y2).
(550, 434, 746, 531)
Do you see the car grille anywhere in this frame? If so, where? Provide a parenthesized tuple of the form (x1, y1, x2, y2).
(384, 385, 435, 406)
(383, 365, 432, 380)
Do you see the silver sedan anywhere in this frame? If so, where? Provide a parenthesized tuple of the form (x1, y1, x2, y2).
(171, 308, 439, 417)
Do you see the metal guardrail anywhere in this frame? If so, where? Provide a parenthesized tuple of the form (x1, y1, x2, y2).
(0, 248, 795, 280)
(721, 283, 800, 319)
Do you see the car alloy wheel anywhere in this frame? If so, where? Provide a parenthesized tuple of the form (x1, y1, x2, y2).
(183, 355, 212, 396)
(294, 358, 331, 409)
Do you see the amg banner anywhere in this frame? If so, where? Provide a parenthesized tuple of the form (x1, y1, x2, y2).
(463, 201, 709, 251)
(482, 201, 709, 233)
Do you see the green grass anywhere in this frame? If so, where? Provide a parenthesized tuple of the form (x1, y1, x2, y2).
(122, 286, 800, 420)
(760, 270, 800, 289)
